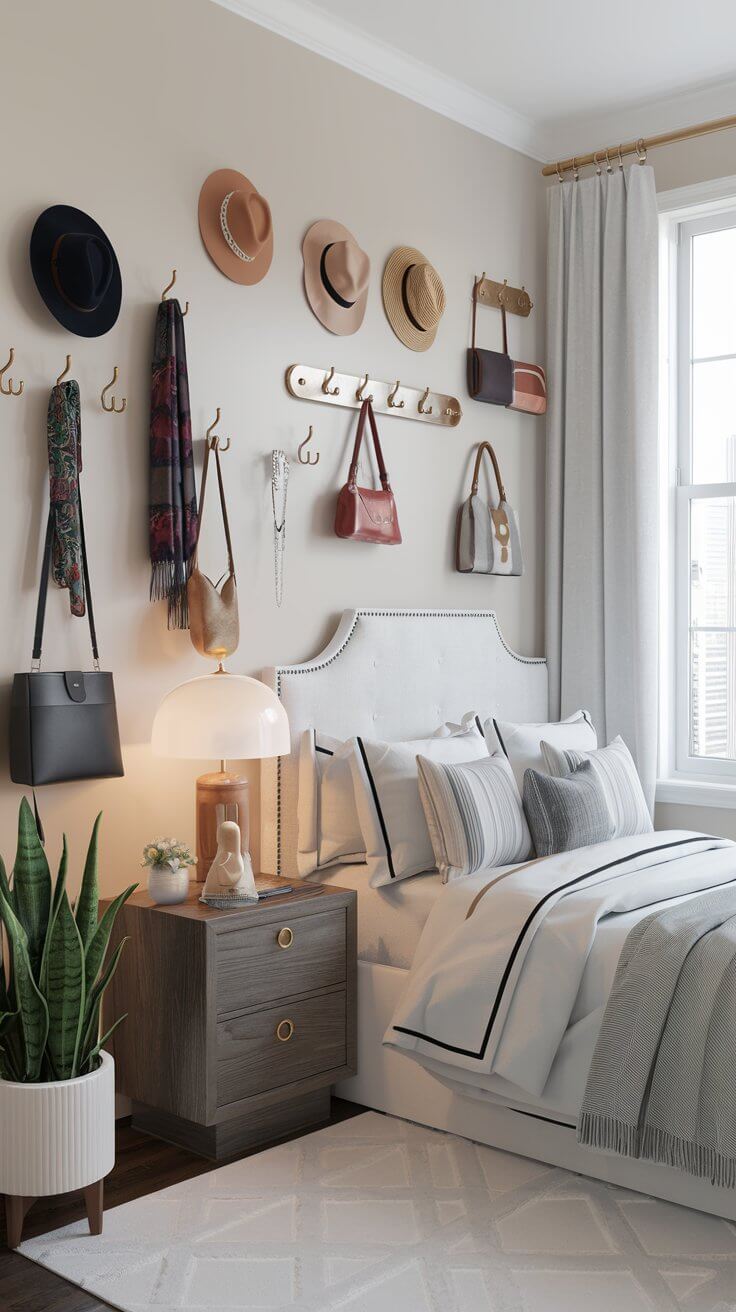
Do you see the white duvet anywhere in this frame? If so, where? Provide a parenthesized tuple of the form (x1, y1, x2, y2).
(384, 831, 736, 1120)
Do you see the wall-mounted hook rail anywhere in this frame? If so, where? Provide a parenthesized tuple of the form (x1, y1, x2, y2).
(162, 268, 189, 315)
(205, 407, 231, 451)
(101, 366, 127, 413)
(297, 425, 320, 465)
(475, 275, 533, 317)
(285, 365, 462, 428)
(0, 347, 23, 397)
(56, 355, 72, 385)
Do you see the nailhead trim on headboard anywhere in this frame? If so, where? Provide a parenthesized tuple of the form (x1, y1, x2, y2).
(272, 610, 545, 874)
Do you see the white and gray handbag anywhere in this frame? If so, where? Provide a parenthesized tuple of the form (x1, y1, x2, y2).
(456, 441, 522, 576)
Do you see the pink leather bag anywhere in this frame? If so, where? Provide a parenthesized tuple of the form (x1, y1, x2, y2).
(334, 399, 402, 545)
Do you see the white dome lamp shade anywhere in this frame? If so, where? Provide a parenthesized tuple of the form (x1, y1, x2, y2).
(152, 673, 289, 884)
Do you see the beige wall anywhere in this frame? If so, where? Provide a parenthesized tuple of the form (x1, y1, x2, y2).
(0, 0, 546, 897)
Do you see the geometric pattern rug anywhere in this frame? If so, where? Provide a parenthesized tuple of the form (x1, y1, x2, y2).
(20, 1112, 736, 1311)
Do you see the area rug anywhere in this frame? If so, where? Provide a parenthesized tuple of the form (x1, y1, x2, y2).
(20, 1112, 736, 1311)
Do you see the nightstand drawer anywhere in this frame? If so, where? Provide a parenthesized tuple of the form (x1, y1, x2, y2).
(216, 908, 346, 1015)
(216, 990, 346, 1105)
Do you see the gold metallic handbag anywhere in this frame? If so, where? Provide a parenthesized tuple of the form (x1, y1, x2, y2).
(188, 440, 239, 660)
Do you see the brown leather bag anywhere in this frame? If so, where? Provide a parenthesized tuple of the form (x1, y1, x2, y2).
(188, 440, 239, 659)
(335, 399, 401, 545)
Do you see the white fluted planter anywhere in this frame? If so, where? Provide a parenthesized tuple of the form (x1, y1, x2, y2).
(0, 1051, 115, 1197)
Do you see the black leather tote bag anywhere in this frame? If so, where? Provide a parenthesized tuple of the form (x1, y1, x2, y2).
(466, 276, 513, 405)
(10, 505, 124, 786)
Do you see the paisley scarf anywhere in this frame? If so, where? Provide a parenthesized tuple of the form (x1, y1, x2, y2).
(47, 379, 85, 617)
(149, 298, 198, 628)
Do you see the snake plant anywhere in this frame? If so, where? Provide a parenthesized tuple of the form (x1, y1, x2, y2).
(0, 798, 137, 1083)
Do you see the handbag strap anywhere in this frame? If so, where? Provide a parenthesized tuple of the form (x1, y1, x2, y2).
(32, 493, 100, 671)
(348, 399, 390, 490)
(470, 441, 507, 502)
(470, 277, 509, 355)
(193, 440, 236, 579)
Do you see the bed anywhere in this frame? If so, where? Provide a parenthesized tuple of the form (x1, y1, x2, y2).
(262, 608, 736, 1221)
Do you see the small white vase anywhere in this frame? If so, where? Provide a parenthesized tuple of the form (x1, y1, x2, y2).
(148, 864, 190, 905)
(0, 1051, 115, 1196)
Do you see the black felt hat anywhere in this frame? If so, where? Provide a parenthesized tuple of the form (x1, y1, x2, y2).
(30, 205, 122, 337)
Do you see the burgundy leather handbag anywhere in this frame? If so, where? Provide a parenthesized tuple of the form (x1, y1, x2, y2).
(335, 398, 401, 545)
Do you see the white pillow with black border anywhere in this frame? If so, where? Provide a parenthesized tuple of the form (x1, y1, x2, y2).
(484, 709, 597, 794)
(297, 730, 365, 878)
(540, 734, 652, 839)
(348, 713, 489, 888)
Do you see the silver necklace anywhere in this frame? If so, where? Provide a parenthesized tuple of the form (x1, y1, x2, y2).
(271, 450, 289, 607)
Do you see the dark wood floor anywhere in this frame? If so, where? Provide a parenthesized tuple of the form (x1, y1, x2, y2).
(0, 1097, 366, 1312)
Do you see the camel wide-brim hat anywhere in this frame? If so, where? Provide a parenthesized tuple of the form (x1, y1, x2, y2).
(198, 168, 273, 285)
(302, 219, 370, 335)
(382, 246, 446, 352)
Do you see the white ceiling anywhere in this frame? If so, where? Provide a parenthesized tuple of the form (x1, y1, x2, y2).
(215, 0, 736, 161)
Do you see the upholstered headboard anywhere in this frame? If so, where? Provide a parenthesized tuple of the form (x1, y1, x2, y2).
(261, 609, 547, 877)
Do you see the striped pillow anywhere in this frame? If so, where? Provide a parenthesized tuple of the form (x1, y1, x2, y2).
(417, 753, 532, 883)
(540, 735, 652, 839)
(522, 762, 614, 857)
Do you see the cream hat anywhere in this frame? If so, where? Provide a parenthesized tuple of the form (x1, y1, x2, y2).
(198, 168, 273, 285)
(382, 246, 446, 351)
(303, 219, 370, 335)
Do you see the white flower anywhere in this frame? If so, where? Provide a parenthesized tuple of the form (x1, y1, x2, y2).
(168, 857, 180, 871)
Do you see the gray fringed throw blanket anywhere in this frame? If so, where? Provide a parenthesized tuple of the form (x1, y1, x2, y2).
(149, 298, 198, 628)
(578, 885, 736, 1188)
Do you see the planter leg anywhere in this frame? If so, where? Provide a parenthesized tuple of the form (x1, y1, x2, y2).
(5, 1195, 35, 1249)
(83, 1179, 104, 1236)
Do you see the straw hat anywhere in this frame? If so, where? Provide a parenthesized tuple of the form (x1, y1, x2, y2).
(382, 246, 446, 351)
(198, 168, 273, 285)
(302, 219, 370, 335)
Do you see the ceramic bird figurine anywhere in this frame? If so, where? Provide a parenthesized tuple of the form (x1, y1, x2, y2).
(201, 820, 258, 906)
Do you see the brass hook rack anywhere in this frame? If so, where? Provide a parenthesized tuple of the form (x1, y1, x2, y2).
(205, 407, 231, 452)
(0, 347, 23, 397)
(101, 366, 127, 414)
(285, 365, 462, 428)
(475, 275, 533, 317)
(297, 425, 320, 466)
(162, 268, 189, 315)
(56, 354, 72, 385)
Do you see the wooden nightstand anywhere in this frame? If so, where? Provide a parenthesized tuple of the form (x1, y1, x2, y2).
(104, 880, 356, 1159)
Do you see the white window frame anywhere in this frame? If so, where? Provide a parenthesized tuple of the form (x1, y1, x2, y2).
(658, 180, 736, 807)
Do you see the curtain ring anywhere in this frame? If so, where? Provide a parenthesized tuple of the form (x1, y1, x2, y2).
(636, 138, 647, 164)
(592, 151, 602, 176)
(617, 144, 624, 170)
(604, 149, 613, 174)
(555, 161, 564, 183)
(572, 157, 580, 181)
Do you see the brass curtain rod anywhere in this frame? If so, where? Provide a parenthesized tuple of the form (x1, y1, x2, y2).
(541, 111, 736, 177)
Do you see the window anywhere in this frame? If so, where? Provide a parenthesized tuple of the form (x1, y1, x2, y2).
(661, 201, 736, 793)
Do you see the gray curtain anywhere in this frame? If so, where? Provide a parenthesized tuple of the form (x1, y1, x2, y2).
(545, 164, 659, 805)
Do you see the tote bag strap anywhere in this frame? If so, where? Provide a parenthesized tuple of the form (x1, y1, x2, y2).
(192, 441, 236, 580)
(470, 278, 509, 355)
(32, 492, 100, 671)
(348, 399, 390, 489)
(470, 441, 507, 502)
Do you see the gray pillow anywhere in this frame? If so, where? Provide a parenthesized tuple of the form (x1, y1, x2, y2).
(522, 760, 614, 858)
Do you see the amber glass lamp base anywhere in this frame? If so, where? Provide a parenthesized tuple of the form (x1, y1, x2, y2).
(195, 771, 249, 884)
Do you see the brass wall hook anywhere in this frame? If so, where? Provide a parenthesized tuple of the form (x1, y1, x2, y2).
(355, 373, 373, 402)
(0, 347, 23, 396)
(205, 407, 231, 451)
(56, 354, 72, 385)
(321, 366, 340, 396)
(161, 268, 189, 316)
(497, 278, 509, 307)
(101, 366, 127, 413)
(418, 386, 433, 415)
(387, 380, 404, 409)
(297, 425, 320, 465)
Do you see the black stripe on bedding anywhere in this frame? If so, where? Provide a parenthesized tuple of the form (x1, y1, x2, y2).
(357, 736, 396, 880)
(392, 835, 719, 1059)
(315, 729, 334, 756)
(492, 718, 508, 757)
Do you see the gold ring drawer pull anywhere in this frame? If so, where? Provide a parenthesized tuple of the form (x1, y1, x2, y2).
(277, 926, 294, 949)
(276, 1018, 295, 1043)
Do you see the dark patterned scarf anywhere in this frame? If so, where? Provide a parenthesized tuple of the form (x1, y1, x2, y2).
(149, 298, 198, 628)
(47, 379, 85, 617)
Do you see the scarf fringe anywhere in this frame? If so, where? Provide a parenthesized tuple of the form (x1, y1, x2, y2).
(578, 1113, 736, 1190)
(150, 560, 192, 630)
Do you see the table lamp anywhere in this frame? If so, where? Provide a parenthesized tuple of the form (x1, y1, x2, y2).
(152, 671, 289, 883)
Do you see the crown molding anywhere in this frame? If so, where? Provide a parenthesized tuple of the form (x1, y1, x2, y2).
(210, 0, 545, 161)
